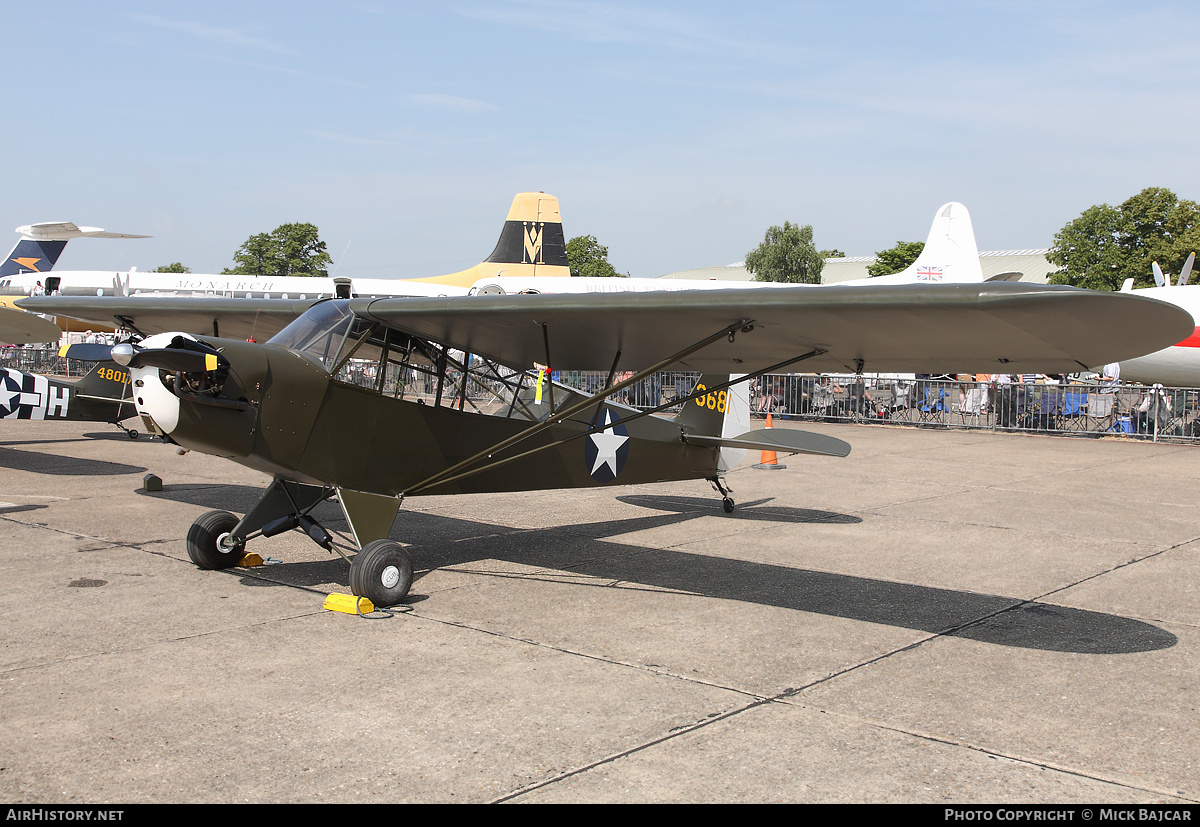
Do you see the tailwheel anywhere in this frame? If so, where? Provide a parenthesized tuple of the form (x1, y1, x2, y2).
(709, 476, 735, 513)
(187, 510, 246, 569)
(349, 540, 413, 608)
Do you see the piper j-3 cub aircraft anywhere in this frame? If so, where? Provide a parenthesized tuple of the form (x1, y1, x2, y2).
(28, 281, 1191, 609)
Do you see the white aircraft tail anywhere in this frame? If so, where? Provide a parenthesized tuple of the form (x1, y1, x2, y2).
(862, 202, 984, 285)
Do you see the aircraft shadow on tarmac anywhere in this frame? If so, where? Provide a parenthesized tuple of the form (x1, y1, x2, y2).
(0, 444, 144, 476)
(142, 484, 1176, 656)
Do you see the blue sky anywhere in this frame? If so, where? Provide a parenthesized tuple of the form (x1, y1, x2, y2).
(5, 1, 1199, 278)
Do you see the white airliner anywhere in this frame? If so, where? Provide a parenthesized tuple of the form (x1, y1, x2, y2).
(464, 201, 1020, 295)
(1114, 255, 1200, 386)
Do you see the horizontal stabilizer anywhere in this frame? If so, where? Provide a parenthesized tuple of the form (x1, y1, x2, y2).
(15, 222, 149, 240)
(984, 271, 1023, 282)
(684, 427, 851, 458)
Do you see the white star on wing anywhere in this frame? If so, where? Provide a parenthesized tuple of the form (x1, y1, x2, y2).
(589, 410, 629, 477)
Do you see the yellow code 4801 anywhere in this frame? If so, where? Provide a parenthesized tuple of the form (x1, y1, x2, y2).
(97, 367, 129, 384)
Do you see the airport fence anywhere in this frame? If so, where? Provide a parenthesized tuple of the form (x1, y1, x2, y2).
(8, 342, 1197, 443)
(555, 371, 1200, 445)
(0, 343, 93, 379)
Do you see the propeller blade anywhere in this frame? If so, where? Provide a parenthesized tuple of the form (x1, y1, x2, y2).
(127, 348, 222, 373)
(59, 342, 117, 361)
(1153, 261, 1167, 287)
(1180, 253, 1195, 287)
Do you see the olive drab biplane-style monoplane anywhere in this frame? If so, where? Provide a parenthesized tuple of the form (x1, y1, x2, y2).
(16, 282, 1196, 608)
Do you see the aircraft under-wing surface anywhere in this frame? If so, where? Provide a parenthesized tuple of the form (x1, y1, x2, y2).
(1113, 254, 1200, 385)
(463, 201, 1019, 296)
(45, 281, 1192, 610)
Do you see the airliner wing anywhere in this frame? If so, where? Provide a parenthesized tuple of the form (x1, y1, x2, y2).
(352, 282, 1193, 375)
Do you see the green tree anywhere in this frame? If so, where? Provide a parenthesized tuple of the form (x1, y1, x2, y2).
(744, 222, 824, 284)
(867, 241, 924, 277)
(566, 235, 626, 277)
(223, 222, 333, 278)
(1047, 187, 1200, 290)
(150, 262, 191, 273)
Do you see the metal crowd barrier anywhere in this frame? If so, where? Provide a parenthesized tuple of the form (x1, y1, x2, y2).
(741, 374, 1200, 443)
(0, 343, 92, 379)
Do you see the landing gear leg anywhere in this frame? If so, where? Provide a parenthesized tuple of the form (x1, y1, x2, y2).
(709, 477, 735, 513)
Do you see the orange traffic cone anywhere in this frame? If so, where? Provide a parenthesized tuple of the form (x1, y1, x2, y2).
(753, 412, 786, 470)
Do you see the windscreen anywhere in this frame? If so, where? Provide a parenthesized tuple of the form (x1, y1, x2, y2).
(267, 300, 354, 371)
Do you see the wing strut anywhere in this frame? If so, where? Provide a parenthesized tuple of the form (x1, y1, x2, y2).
(407, 346, 827, 495)
(403, 318, 754, 497)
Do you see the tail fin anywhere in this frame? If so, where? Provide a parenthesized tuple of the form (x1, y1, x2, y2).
(863, 202, 983, 285)
(673, 373, 752, 471)
(1, 222, 150, 277)
(410, 193, 571, 288)
(75, 361, 133, 401)
(1, 238, 67, 277)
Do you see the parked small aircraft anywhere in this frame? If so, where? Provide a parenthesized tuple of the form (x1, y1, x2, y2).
(38, 281, 1192, 608)
(0, 359, 137, 435)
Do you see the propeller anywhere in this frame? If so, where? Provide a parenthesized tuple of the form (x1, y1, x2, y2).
(61, 337, 225, 373)
(1179, 252, 1195, 287)
(1149, 253, 1195, 288)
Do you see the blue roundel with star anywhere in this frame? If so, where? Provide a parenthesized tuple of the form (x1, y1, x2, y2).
(0, 370, 26, 418)
(584, 408, 630, 483)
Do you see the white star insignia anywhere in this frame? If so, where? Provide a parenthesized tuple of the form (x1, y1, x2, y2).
(589, 409, 629, 477)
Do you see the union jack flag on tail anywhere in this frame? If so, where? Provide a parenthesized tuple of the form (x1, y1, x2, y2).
(915, 266, 943, 281)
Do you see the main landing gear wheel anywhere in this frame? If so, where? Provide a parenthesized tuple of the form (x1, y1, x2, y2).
(187, 510, 247, 569)
(349, 540, 413, 608)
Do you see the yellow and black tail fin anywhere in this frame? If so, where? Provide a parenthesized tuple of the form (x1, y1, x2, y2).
(411, 192, 571, 288)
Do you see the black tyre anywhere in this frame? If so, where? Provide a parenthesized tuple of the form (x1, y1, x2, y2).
(722, 497, 735, 514)
(128, 429, 139, 440)
(349, 540, 413, 607)
(186, 510, 246, 569)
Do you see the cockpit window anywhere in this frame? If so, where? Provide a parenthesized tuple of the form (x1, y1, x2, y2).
(267, 300, 356, 371)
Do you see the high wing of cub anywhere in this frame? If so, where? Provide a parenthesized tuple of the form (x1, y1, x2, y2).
(43, 282, 1193, 610)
